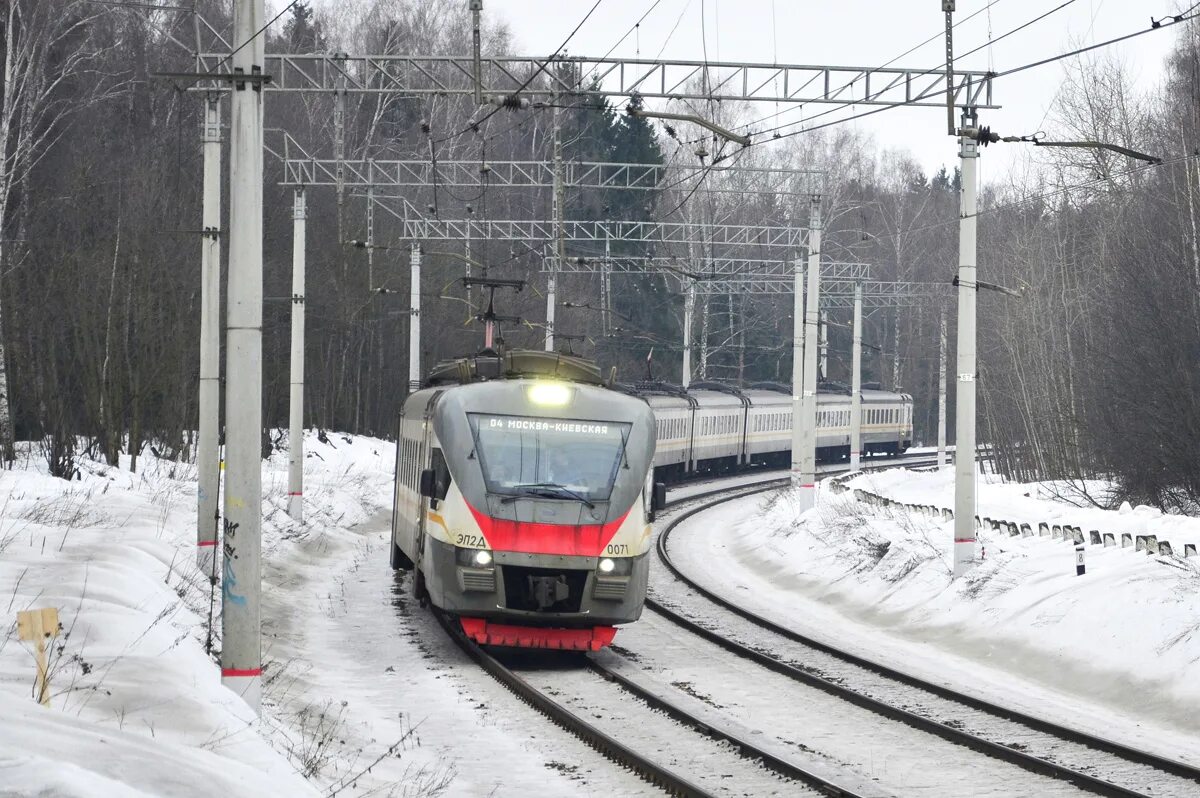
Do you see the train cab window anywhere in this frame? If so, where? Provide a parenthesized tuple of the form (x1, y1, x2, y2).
(467, 413, 632, 502)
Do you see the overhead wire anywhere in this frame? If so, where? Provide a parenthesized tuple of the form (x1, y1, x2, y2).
(710, 0, 1005, 141)
(742, 3, 1196, 149)
(744, 0, 1080, 144)
(433, 0, 606, 146)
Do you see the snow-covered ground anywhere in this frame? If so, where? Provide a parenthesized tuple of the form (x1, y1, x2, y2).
(7, 438, 1199, 796)
(667, 467, 1200, 763)
(0, 433, 653, 797)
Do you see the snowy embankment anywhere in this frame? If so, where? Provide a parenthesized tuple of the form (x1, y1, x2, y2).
(1, 434, 650, 798)
(0, 435, 415, 796)
(671, 467, 1200, 761)
(0, 445, 318, 796)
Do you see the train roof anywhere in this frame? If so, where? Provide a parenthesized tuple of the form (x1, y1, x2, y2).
(425, 349, 608, 387)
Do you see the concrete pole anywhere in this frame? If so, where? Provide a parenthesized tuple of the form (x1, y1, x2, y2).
(938, 308, 948, 469)
(602, 225, 611, 337)
(789, 255, 804, 489)
(287, 188, 306, 521)
(797, 195, 822, 511)
(954, 110, 979, 576)
(409, 243, 422, 391)
(197, 94, 222, 576)
(333, 57, 345, 248)
(546, 101, 563, 351)
(850, 281, 863, 472)
(464, 211, 472, 310)
(819, 310, 829, 381)
(366, 184, 375, 291)
(682, 280, 695, 388)
(222, 0, 265, 712)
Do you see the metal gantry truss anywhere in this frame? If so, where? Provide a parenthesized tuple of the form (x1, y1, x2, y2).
(278, 146, 823, 197)
(692, 277, 949, 306)
(195, 52, 998, 111)
(394, 215, 808, 249)
(551, 255, 870, 281)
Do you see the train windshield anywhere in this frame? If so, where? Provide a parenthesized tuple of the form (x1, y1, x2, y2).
(467, 413, 632, 502)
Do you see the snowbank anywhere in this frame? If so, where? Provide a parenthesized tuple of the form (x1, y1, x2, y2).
(671, 468, 1200, 760)
(0, 445, 317, 796)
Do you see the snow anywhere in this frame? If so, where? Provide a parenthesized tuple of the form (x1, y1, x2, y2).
(0, 447, 317, 797)
(667, 466, 1200, 764)
(0, 434, 660, 797)
(7, 437, 1199, 796)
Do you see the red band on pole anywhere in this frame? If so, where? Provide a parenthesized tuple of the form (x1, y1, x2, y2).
(287, 492, 303, 496)
(221, 667, 262, 677)
(953, 538, 975, 543)
(198, 540, 217, 547)
(800, 483, 815, 488)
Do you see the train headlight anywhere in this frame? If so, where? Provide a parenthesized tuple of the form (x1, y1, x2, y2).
(456, 547, 494, 568)
(527, 381, 572, 406)
(596, 557, 633, 575)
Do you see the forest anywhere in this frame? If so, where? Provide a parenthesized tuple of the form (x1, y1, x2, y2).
(3, 0, 1200, 510)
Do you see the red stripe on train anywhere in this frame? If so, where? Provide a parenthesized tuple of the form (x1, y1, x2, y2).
(464, 501, 630, 557)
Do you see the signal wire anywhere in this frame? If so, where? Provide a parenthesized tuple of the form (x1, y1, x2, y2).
(433, 0, 606, 146)
(740, 0, 1078, 144)
(745, 5, 1197, 148)
(710, 0, 1006, 140)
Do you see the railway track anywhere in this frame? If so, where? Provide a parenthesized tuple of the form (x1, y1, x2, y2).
(650, 481, 1200, 797)
(433, 607, 862, 797)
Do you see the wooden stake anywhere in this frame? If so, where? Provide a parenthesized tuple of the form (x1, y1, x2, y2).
(17, 607, 60, 706)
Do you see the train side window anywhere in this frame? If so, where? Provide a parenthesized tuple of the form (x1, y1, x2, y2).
(429, 448, 451, 504)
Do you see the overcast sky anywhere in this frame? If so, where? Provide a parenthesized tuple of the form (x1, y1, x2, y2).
(483, 0, 1190, 182)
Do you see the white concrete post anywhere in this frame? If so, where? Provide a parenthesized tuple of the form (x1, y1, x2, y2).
(197, 94, 222, 576)
(850, 281, 863, 472)
(789, 255, 805, 489)
(546, 101, 563, 351)
(682, 280, 695, 388)
(222, 0, 265, 713)
(937, 308, 948, 469)
(366, 183, 375, 291)
(409, 243, 422, 391)
(464, 211, 472, 309)
(954, 111, 979, 576)
(287, 188, 306, 521)
(819, 310, 828, 381)
(797, 196, 822, 510)
(602, 225, 612, 337)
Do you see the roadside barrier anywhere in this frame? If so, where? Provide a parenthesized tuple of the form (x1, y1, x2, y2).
(827, 468, 1197, 562)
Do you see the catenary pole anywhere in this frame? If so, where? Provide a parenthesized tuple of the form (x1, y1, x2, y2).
(938, 308, 948, 469)
(789, 254, 804, 489)
(819, 310, 828, 380)
(546, 100, 563, 351)
(682, 280, 695, 388)
(850, 281, 863, 472)
(222, 0, 265, 712)
(954, 109, 979, 576)
(197, 94, 222, 575)
(797, 196, 822, 510)
(287, 188, 306, 521)
(409, 243, 422, 391)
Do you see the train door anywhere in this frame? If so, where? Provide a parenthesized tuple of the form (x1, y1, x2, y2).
(390, 406, 415, 571)
(411, 392, 442, 601)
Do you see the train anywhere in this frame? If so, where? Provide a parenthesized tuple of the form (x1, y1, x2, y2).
(639, 380, 913, 481)
(390, 349, 660, 652)
(390, 348, 913, 652)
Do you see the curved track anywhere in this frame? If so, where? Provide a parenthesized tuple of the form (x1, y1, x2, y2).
(652, 483, 1200, 798)
(433, 608, 859, 797)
